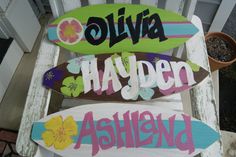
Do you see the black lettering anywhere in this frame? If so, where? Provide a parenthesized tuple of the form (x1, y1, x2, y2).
(148, 14, 168, 42)
(142, 9, 150, 37)
(106, 7, 128, 47)
(85, 17, 108, 45)
(118, 7, 125, 34)
(85, 8, 168, 47)
(126, 11, 142, 44)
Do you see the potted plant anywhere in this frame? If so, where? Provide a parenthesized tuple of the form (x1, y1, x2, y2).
(205, 32, 236, 72)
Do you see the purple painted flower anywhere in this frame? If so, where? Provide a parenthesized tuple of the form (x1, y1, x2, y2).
(43, 68, 63, 88)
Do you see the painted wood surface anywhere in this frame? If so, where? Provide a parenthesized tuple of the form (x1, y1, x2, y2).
(48, 4, 198, 54)
(31, 103, 220, 157)
(185, 15, 223, 157)
(16, 28, 60, 157)
(16, 1, 221, 157)
(43, 53, 208, 101)
(61, 93, 184, 112)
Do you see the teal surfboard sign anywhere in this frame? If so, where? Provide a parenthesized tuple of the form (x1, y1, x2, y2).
(42, 52, 208, 101)
(31, 103, 220, 157)
(48, 4, 199, 54)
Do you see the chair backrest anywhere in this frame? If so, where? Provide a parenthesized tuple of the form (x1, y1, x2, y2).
(49, 0, 197, 20)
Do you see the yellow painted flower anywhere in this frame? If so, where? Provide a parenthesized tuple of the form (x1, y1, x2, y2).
(42, 116, 78, 150)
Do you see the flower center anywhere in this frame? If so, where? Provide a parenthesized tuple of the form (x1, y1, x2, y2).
(55, 127, 66, 142)
(46, 72, 54, 80)
(68, 82, 78, 91)
(64, 24, 76, 37)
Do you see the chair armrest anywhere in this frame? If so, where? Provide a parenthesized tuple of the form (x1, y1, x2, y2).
(16, 32, 60, 156)
(185, 15, 223, 157)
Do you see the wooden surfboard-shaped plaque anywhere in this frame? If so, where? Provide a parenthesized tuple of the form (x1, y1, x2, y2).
(31, 103, 220, 157)
(42, 52, 208, 101)
(48, 4, 198, 54)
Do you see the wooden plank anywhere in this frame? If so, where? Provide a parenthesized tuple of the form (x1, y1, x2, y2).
(140, 0, 158, 6)
(182, 0, 197, 20)
(0, 0, 10, 12)
(156, 93, 182, 102)
(209, 0, 236, 32)
(29, 0, 41, 18)
(115, 1, 181, 111)
(61, 0, 81, 12)
(179, 0, 197, 116)
(173, 0, 197, 71)
(88, 0, 106, 4)
(165, 0, 185, 14)
(212, 70, 219, 117)
(0, 40, 24, 102)
(114, 0, 132, 3)
(198, 0, 221, 5)
(34, 146, 54, 157)
(0, 81, 5, 102)
(61, 98, 183, 111)
(35, 0, 46, 15)
(16, 30, 60, 156)
(0, 20, 10, 39)
(138, 100, 183, 111)
(164, 0, 185, 57)
(181, 90, 192, 115)
(48, 0, 65, 18)
(185, 15, 223, 157)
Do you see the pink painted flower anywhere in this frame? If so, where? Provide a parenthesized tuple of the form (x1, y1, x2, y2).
(94, 70, 114, 95)
(160, 68, 191, 95)
(58, 18, 83, 44)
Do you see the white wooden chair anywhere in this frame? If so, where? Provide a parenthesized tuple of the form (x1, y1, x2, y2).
(16, 0, 223, 157)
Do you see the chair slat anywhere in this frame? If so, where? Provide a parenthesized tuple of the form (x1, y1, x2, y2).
(164, 0, 185, 58)
(185, 15, 223, 157)
(173, 0, 197, 64)
(114, 0, 132, 3)
(140, 0, 158, 6)
(182, 0, 197, 20)
(34, 146, 54, 157)
(62, 98, 183, 111)
(61, 0, 81, 12)
(164, 0, 185, 14)
(112, 0, 183, 112)
(16, 32, 60, 157)
(161, 0, 184, 57)
(88, 0, 106, 4)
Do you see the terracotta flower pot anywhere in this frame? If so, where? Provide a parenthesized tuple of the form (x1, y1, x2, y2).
(205, 32, 236, 72)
